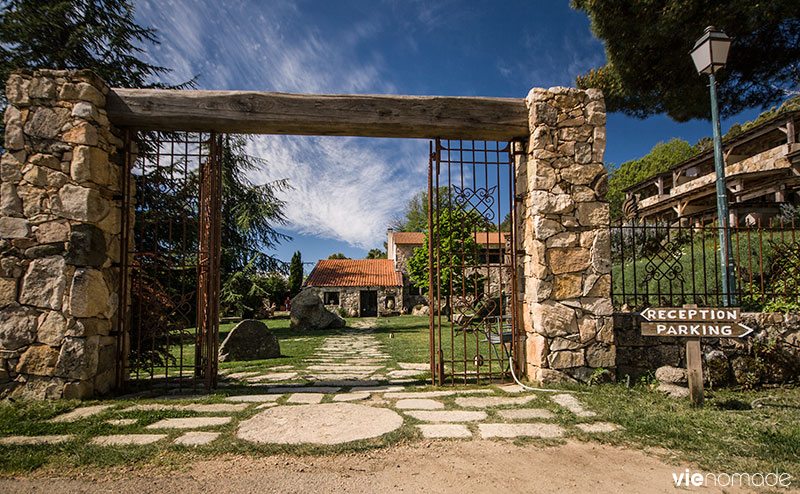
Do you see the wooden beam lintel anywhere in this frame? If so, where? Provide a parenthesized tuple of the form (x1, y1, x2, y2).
(106, 88, 530, 140)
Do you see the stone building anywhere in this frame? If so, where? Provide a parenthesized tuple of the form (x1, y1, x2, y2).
(386, 228, 511, 310)
(304, 259, 402, 317)
(624, 109, 800, 225)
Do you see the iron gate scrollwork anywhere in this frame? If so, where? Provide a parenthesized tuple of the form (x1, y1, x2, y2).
(117, 131, 222, 392)
(427, 139, 520, 385)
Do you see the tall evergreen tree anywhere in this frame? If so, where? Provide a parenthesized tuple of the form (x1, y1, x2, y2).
(288, 251, 303, 297)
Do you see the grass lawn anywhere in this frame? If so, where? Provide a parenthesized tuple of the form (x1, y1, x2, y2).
(0, 314, 797, 480)
(580, 382, 800, 479)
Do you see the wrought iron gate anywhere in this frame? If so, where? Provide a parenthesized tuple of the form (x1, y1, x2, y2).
(428, 139, 520, 385)
(117, 131, 222, 392)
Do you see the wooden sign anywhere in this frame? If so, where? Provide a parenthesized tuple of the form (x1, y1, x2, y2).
(640, 307, 753, 338)
(640, 305, 753, 407)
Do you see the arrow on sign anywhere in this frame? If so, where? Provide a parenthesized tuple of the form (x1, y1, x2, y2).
(641, 321, 753, 338)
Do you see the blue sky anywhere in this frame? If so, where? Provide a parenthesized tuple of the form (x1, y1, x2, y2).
(134, 0, 764, 271)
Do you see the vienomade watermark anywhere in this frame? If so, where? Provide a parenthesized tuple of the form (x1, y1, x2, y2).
(672, 469, 793, 488)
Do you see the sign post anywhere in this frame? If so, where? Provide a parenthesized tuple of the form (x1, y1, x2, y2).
(640, 306, 752, 406)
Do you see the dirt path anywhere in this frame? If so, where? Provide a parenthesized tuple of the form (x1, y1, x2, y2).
(0, 440, 759, 493)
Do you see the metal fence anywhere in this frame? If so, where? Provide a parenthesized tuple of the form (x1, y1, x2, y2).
(610, 217, 800, 311)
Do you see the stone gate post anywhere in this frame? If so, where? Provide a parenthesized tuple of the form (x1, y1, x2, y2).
(0, 69, 124, 398)
(518, 87, 615, 383)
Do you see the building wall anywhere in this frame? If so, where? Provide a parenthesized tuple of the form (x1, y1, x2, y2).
(317, 285, 402, 317)
(0, 69, 124, 399)
(614, 312, 800, 385)
(518, 87, 613, 384)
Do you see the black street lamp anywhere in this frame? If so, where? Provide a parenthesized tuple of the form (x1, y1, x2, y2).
(690, 26, 737, 307)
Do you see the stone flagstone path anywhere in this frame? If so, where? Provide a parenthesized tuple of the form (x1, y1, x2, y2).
(2, 321, 622, 448)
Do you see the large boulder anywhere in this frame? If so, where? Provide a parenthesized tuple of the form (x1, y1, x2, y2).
(218, 319, 280, 362)
(290, 289, 346, 330)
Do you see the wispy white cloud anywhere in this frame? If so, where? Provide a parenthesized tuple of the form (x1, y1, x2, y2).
(136, 0, 422, 249)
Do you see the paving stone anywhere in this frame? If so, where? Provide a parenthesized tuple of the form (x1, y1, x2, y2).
(395, 398, 444, 410)
(551, 393, 596, 417)
(0, 435, 74, 445)
(247, 372, 299, 382)
(307, 365, 382, 372)
(256, 403, 279, 410)
(497, 384, 527, 393)
(404, 410, 487, 422)
(119, 404, 174, 412)
(350, 385, 405, 393)
(397, 362, 430, 371)
(226, 371, 262, 380)
(287, 393, 324, 404)
(267, 386, 340, 394)
(387, 369, 425, 378)
(313, 380, 381, 387)
(145, 417, 233, 429)
(225, 394, 282, 403)
(270, 365, 296, 370)
(183, 403, 249, 413)
(332, 392, 370, 402)
(454, 396, 536, 408)
(91, 434, 167, 446)
(478, 423, 565, 439)
(576, 422, 620, 433)
(106, 419, 137, 426)
(51, 404, 113, 422)
(303, 373, 373, 380)
(418, 424, 471, 439)
(384, 389, 492, 399)
(174, 431, 220, 446)
(497, 409, 554, 420)
(237, 403, 403, 445)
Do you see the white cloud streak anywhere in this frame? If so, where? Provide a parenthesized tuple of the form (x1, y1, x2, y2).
(136, 0, 423, 248)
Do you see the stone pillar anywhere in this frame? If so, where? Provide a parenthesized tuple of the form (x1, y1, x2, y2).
(0, 69, 124, 399)
(519, 87, 614, 384)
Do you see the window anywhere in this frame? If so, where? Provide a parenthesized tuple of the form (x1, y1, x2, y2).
(324, 291, 339, 305)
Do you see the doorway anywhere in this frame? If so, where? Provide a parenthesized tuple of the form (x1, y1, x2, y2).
(360, 290, 378, 317)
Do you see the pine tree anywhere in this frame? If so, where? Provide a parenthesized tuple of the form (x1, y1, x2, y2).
(288, 251, 303, 297)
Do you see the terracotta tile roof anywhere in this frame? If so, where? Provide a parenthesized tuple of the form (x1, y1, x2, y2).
(393, 232, 426, 244)
(473, 232, 510, 245)
(394, 231, 510, 246)
(305, 259, 402, 287)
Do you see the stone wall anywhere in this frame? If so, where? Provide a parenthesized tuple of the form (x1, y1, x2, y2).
(394, 244, 427, 310)
(615, 312, 800, 385)
(0, 69, 124, 399)
(318, 286, 402, 317)
(518, 87, 614, 383)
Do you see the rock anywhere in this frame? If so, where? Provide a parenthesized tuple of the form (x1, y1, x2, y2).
(218, 319, 280, 362)
(37, 311, 67, 346)
(53, 183, 109, 222)
(0, 183, 23, 216)
(55, 336, 98, 380)
(0, 277, 17, 307)
(65, 224, 106, 266)
(532, 300, 577, 337)
(16, 344, 59, 376)
(0, 217, 30, 239)
(67, 268, 111, 318)
(35, 221, 70, 243)
(657, 383, 690, 399)
(704, 349, 730, 386)
(411, 305, 429, 316)
(547, 247, 590, 275)
(548, 349, 584, 369)
(23, 107, 70, 139)
(0, 305, 38, 350)
(290, 289, 346, 330)
(655, 365, 688, 385)
(20, 256, 67, 310)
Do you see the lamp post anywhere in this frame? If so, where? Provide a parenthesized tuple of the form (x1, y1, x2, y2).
(690, 25, 737, 307)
